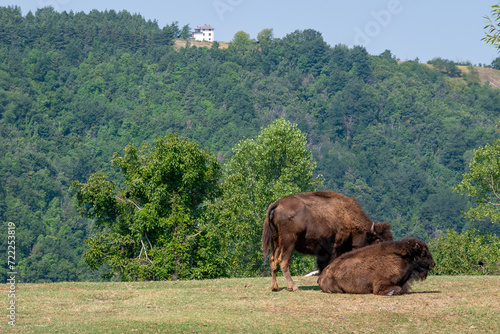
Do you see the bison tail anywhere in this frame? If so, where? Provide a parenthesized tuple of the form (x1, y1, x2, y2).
(262, 201, 279, 259)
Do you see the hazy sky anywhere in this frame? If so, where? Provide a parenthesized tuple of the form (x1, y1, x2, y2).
(2, 0, 499, 65)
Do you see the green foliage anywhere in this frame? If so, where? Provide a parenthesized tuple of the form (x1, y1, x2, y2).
(427, 57, 462, 77)
(257, 28, 273, 50)
(429, 229, 500, 275)
(483, 3, 500, 49)
(492, 56, 500, 69)
(453, 138, 500, 223)
(2, 7, 500, 282)
(230, 30, 253, 53)
(180, 24, 191, 40)
(73, 134, 221, 280)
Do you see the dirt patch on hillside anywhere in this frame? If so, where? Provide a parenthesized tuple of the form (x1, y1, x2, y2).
(475, 67, 500, 89)
(174, 38, 229, 50)
(403, 62, 500, 90)
(458, 66, 500, 90)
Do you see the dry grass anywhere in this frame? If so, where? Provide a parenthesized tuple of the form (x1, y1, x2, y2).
(1, 275, 499, 333)
(402, 62, 500, 90)
(458, 66, 500, 90)
(173, 38, 229, 50)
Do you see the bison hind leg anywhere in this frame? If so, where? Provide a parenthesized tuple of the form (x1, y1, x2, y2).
(270, 254, 280, 292)
(278, 243, 300, 291)
(318, 273, 343, 294)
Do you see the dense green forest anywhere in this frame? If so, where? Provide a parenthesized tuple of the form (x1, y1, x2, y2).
(1, 6, 500, 282)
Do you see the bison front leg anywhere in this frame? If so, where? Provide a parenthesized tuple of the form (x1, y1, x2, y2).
(316, 237, 335, 272)
(374, 285, 404, 296)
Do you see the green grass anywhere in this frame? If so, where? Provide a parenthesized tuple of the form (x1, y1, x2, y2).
(1, 275, 499, 333)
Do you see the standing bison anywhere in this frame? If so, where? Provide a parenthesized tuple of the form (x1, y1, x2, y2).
(318, 238, 435, 295)
(262, 191, 392, 291)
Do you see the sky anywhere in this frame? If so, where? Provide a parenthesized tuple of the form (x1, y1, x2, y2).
(2, 0, 499, 65)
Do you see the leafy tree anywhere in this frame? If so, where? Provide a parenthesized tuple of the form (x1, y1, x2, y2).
(280, 29, 330, 76)
(483, 3, 500, 49)
(492, 56, 500, 69)
(180, 24, 191, 40)
(453, 138, 500, 223)
(427, 57, 462, 77)
(257, 28, 273, 50)
(230, 30, 253, 53)
(207, 118, 323, 277)
(73, 134, 221, 280)
(429, 228, 500, 275)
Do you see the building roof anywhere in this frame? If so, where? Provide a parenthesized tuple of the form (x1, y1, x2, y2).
(195, 25, 214, 30)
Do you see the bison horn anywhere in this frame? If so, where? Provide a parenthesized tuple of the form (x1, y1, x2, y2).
(370, 222, 375, 233)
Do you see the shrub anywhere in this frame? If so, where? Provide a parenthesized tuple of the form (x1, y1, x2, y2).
(429, 228, 500, 275)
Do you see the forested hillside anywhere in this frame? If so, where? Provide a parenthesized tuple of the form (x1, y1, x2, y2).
(1, 6, 500, 282)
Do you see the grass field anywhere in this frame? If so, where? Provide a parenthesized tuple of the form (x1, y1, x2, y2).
(1, 275, 499, 333)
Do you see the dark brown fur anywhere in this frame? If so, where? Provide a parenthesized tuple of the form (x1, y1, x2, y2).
(262, 191, 393, 291)
(317, 238, 435, 295)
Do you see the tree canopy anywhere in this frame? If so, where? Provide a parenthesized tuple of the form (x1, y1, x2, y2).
(453, 135, 500, 224)
(210, 118, 323, 277)
(73, 134, 221, 280)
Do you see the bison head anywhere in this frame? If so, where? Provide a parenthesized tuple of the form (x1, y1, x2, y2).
(374, 222, 393, 241)
(407, 239, 435, 280)
(365, 222, 393, 246)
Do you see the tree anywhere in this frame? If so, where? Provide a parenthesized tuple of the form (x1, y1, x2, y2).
(453, 138, 500, 223)
(208, 118, 323, 277)
(483, 3, 500, 49)
(180, 24, 191, 40)
(429, 228, 500, 275)
(257, 28, 273, 50)
(427, 58, 462, 77)
(280, 29, 330, 76)
(73, 134, 221, 280)
(492, 56, 500, 69)
(230, 30, 253, 53)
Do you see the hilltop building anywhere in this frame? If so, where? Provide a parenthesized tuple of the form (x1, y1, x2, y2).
(191, 25, 214, 42)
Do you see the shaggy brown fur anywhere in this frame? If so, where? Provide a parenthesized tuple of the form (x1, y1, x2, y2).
(318, 238, 435, 295)
(262, 191, 393, 292)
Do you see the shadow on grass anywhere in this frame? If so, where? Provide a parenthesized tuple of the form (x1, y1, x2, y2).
(409, 290, 441, 294)
(298, 285, 321, 291)
(272, 286, 321, 292)
(276, 287, 441, 294)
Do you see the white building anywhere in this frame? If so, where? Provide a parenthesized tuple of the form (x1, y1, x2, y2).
(191, 25, 215, 42)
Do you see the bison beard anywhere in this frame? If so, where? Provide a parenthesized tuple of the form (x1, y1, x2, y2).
(262, 191, 393, 292)
(317, 238, 435, 295)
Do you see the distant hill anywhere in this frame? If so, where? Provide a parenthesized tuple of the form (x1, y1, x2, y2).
(2, 6, 500, 282)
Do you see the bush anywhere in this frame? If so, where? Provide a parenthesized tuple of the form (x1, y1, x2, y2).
(429, 228, 500, 275)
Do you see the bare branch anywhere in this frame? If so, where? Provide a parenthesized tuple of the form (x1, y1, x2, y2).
(137, 243, 144, 259)
(488, 174, 500, 201)
(137, 239, 152, 263)
(144, 232, 153, 249)
(187, 230, 203, 239)
(115, 196, 143, 211)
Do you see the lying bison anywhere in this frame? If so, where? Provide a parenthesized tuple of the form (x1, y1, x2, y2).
(318, 238, 435, 295)
(262, 191, 392, 291)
